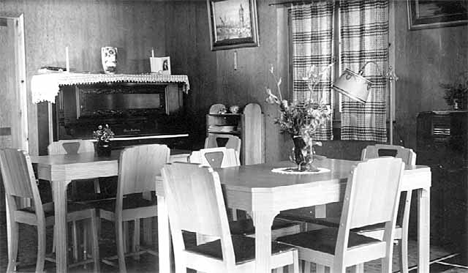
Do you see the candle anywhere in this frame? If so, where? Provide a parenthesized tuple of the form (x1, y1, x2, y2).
(151, 48, 155, 58)
(65, 46, 70, 73)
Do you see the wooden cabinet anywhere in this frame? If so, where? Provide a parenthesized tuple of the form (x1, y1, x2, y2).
(206, 103, 264, 165)
(416, 110, 467, 260)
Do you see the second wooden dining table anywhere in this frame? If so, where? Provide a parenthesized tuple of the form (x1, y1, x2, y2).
(156, 158, 431, 273)
(30, 149, 190, 273)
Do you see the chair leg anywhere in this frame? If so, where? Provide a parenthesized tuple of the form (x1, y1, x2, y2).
(291, 249, 299, 273)
(83, 220, 88, 268)
(316, 264, 326, 273)
(399, 238, 409, 273)
(36, 222, 46, 273)
(400, 190, 412, 273)
(133, 219, 141, 260)
(72, 220, 79, 262)
(117, 220, 127, 273)
(52, 226, 56, 253)
(90, 212, 101, 273)
(7, 221, 19, 272)
(382, 255, 393, 273)
(304, 261, 311, 273)
(123, 221, 129, 253)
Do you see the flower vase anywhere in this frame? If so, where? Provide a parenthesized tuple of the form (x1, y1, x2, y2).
(101, 46, 117, 74)
(290, 135, 319, 172)
(96, 141, 112, 157)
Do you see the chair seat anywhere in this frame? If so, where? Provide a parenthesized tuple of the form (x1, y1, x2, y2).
(229, 218, 301, 235)
(20, 202, 95, 218)
(90, 193, 157, 212)
(277, 227, 380, 255)
(186, 234, 296, 264)
(279, 213, 402, 238)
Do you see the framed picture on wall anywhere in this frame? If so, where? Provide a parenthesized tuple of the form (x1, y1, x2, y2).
(207, 0, 259, 50)
(407, 0, 468, 30)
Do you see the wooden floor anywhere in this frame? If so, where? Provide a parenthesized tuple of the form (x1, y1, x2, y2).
(0, 181, 466, 273)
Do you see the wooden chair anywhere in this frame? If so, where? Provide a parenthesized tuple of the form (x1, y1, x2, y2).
(161, 162, 299, 272)
(0, 148, 100, 272)
(94, 144, 170, 273)
(204, 134, 241, 162)
(359, 144, 416, 272)
(277, 157, 405, 273)
(308, 144, 416, 272)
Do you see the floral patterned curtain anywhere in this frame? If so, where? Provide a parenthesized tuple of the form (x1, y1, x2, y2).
(339, 0, 389, 142)
(291, 2, 335, 140)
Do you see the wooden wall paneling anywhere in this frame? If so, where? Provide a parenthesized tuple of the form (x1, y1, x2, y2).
(2, 0, 168, 154)
(4, 0, 465, 161)
(162, 1, 216, 147)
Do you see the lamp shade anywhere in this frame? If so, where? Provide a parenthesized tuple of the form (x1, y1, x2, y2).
(332, 68, 372, 104)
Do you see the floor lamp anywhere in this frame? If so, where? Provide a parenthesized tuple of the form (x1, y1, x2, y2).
(332, 61, 399, 144)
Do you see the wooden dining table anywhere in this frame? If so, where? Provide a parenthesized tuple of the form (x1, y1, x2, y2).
(30, 149, 190, 273)
(155, 158, 431, 273)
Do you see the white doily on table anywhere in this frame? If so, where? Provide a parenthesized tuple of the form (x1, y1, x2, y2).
(271, 167, 331, 175)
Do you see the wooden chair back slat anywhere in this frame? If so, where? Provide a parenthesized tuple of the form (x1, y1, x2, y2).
(47, 139, 95, 155)
(117, 144, 170, 196)
(361, 144, 416, 165)
(0, 149, 36, 199)
(189, 147, 240, 168)
(343, 157, 404, 230)
(205, 134, 241, 155)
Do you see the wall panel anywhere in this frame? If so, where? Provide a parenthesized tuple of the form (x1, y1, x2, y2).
(1, 0, 167, 154)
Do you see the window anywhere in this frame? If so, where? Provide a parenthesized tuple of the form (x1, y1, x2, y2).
(279, 0, 394, 142)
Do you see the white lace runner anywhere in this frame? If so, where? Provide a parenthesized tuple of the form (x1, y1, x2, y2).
(31, 73, 190, 103)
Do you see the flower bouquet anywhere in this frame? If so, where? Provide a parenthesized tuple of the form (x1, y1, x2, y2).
(93, 124, 114, 157)
(265, 64, 332, 171)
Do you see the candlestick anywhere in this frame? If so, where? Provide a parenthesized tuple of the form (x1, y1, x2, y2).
(65, 46, 70, 73)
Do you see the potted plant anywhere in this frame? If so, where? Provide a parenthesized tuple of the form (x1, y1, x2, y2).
(93, 124, 114, 157)
(440, 71, 468, 110)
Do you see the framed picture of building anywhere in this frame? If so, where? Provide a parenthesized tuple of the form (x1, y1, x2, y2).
(207, 0, 259, 50)
(407, 0, 468, 30)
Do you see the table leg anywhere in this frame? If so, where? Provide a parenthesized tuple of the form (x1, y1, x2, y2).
(252, 210, 278, 273)
(417, 187, 430, 273)
(158, 195, 172, 273)
(53, 180, 69, 273)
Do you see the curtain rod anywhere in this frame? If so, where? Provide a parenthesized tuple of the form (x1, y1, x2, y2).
(269, 0, 335, 7)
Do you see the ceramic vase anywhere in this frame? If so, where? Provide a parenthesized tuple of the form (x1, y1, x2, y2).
(101, 46, 117, 74)
(96, 141, 112, 157)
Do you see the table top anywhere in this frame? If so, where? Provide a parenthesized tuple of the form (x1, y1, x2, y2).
(30, 149, 190, 165)
(214, 158, 430, 193)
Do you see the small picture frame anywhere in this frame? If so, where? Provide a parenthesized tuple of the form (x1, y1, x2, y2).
(150, 56, 171, 75)
(407, 0, 468, 30)
(207, 0, 259, 51)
